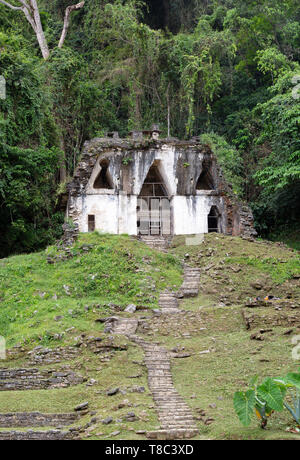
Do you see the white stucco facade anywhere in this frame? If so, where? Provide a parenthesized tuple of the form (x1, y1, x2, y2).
(69, 192, 225, 236)
(67, 135, 255, 238)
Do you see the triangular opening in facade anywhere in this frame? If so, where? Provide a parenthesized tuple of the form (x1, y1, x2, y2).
(139, 164, 168, 197)
(93, 160, 113, 189)
(196, 169, 214, 191)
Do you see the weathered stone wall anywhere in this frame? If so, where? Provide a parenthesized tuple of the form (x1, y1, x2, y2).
(0, 412, 79, 428)
(0, 368, 85, 391)
(0, 430, 78, 440)
(27, 346, 81, 366)
(66, 136, 257, 238)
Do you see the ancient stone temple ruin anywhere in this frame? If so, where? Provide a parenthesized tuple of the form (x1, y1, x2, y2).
(66, 126, 256, 239)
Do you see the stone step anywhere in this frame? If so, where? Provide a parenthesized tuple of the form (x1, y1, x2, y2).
(160, 418, 196, 422)
(159, 419, 195, 424)
(159, 410, 193, 414)
(160, 309, 180, 314)
(159, 299, 178, 303)
(146, 429, 198, 440)
(159, 306, 179, 309)
(159, 304, 178, 307)
(153, 398, 187, 402)
(160, 423, 197, 427)
(181, 281, 200, 285)
(153, 398, 187, 403)
(159, 299, 178, 302)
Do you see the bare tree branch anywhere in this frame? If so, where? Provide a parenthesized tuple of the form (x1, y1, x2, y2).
(19, 1, 37, 33)
(58, 1, 85, 49)
(0, 0, 22, 10)
(0, 0, 85, 59)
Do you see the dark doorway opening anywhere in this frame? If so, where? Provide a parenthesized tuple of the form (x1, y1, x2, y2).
(208, 206, 220, 233)
(94, 160, 113, 189)
(88, 215, 95, 232)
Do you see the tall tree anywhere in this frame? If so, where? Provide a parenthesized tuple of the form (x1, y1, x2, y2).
(0, 0, 85, 59)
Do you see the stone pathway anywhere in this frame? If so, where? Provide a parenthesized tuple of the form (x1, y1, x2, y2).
(158, 290, 180, 314)
(131, 335, 198, 440)
(110, 258, 201, 439)
(158, 265, 201, 314)
(180, 264, 201, 297)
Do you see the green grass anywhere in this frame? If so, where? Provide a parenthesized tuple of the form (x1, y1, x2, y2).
(224, 256, 300, 284)
(0, 233, 182, 347)
(0, 340, 160, 440)
(0, 232, 299, 440)
(170, 233, 300, 307)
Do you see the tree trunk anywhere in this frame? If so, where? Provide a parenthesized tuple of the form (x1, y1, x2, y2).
(58, 2, 85, 49)
(0, 1, 85, 60)
(59, 137, 67, 183)
(167, 83, 171, 137)
(31, 0, 50, 59)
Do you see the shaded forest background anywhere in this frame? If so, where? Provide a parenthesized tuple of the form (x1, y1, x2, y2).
(0, 0, 299, 257)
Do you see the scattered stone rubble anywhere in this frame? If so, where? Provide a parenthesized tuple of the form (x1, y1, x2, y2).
(27, 346, 81, 365)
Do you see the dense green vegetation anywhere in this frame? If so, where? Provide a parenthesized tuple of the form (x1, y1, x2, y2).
(0, 0, 299, 256)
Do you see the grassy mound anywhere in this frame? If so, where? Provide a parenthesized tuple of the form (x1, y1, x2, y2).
(170, 233, 300, 308)
(0, 233, 182, 347)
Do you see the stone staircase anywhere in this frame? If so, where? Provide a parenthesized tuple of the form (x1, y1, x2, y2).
(179, 265, 201, 297)
(159, 290, 180, 314)
(109, 316, 199, 440)
(131, 336, 198, 440)
(110, 255, 201, 440)
(158, 265, 201, 314)
(139, 236, 172, 251)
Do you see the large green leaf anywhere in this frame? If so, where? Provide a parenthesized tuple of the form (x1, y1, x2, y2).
(234, 390, 256, 426)
(285, 373, 300, 390)
(257, 378, 284, 412)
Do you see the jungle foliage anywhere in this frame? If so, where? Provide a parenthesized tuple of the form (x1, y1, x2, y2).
(0, 0, 299, 256)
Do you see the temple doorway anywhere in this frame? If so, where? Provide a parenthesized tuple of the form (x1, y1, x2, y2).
(137, 163, 172, 236)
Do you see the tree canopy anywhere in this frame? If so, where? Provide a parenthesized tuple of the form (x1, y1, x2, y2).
(0, 0, 299, 256)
